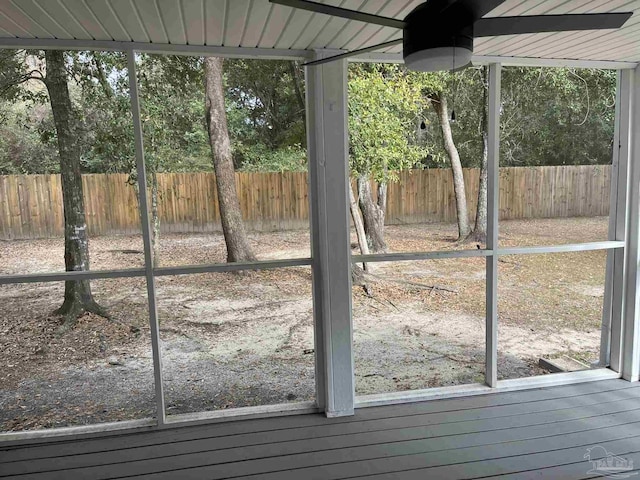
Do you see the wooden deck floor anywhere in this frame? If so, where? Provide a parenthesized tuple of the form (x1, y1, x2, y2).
(1, 379, 640, 479)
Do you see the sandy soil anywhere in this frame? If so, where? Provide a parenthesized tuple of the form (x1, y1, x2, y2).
(0, 217, 608, 431)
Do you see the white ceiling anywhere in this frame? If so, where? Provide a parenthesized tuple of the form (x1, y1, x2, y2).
(0, 0, 639, 63)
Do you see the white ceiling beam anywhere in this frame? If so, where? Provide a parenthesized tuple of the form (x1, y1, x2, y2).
(0, 37, 312, 59)
(474, 55, 638, 69)
(350, 51, 639, 69)
(0, 37, 637, 69)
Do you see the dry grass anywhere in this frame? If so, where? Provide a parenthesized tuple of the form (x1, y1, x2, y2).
(0, 217, 610, 431)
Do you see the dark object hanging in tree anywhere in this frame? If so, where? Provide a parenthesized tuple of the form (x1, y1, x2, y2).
(420, 120, 427, 130)
(270, 0, 632, 72)
(450, 109, 457, 123)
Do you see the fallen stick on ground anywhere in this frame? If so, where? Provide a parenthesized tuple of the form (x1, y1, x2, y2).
(362, 271, 459, 294)
(498, 258, 522, 267)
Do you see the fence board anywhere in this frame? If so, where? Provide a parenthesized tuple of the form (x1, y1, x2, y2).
(0, 166, 612, 240)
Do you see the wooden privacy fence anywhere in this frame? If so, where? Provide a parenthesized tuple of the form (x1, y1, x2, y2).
(0, 165, 611, 240)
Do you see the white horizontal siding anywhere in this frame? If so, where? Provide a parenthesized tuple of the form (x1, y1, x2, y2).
(343, 0, 419, 51)
(224, 0, 251, 47)
(0, 24, 13, 37)
(156, 0, 186, 44)
(109, 0, 150, 42)
(36, 0, 91, 40)
(85, 0, 131, 40)
(131, 0, 168, 43)
(182, 0, 206, 46)
(0, 0, 53, 38)
(327, 0, 388, 49)
(512, 0, 636, 58)
(257, 1, 294, 48)
(240, 0, 270, 47)
(307, 0, 365, 49)
(60, 0, 112, 41)
(14, 0, 74, 39)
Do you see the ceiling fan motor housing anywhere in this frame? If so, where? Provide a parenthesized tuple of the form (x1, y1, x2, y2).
(270, 0, 634, 70)
(403, 2, 474, 71)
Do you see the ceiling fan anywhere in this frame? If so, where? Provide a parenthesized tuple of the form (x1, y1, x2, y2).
(269, 0, 633, 71)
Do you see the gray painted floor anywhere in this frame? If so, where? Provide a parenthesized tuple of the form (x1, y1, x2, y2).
(1, 379, 640, 479)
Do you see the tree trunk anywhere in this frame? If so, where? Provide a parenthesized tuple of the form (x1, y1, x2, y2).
(289, 61, 306, 138)
(471, 130, 488, 243)
(44, 50, 106, 323)
(357, 174, 389, 253)
(377, 182, 387, 214)
(469, 66, 489, 244)
(348, 180, 369, 271)
(289, 61, 305, 114)
(431, 92, 471, 239)
(204, 57, 257, 263)
(150, 169, 160, 267)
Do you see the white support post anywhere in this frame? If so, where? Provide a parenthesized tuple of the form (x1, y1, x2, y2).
(486, 63, 501, 388)
(622, 66, 640, 382)
(606, 70, 632, 371)
(127, 50, 167, 423)
(306, 51, 355, 417)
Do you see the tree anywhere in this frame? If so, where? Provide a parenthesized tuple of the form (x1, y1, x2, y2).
(405, 68, 478, 241)
(77, 53, 213, 266)
(0, 49, 108, 324)
(44, 50, 107, 322)
(0, 51, 59, 174)
(428, 90, 471, 240)
(499, 67, 616, 167)
(349, 182, 370, 259)
(348, 64, 429, 253)
(224, 59, 307, 172)
(469, 66, 489, 243)
(0, 99, 59, 174)
(2, 49, 617, 266)
(225, 60, 306, 155)
(204, 57, 257, 263)
(135, 54, 208, 265)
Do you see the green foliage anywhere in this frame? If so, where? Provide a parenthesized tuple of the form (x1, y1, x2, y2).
(225, 59, 306, 152)
(224, 59, 307, 171)
(0, 47, 617, 177)
(407, 66, 487, 169)
(136, 54, 211, 175)
(348, 64, 430, 182)
(408, 65, 616, 169)
(236, 144, 306, 172)
(0, 100, 59, 174)
(0, 50, 56, 174)
(71, 52, 135, 173)
(500, 67, 616, 166)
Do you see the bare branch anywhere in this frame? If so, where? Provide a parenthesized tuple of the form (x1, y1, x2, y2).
(568, 69, 590, 126)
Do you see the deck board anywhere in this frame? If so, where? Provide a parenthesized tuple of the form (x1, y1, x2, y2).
(7, 396, 640, 476)
(486, 452, 640, 480)
(1, 380, 639, 480)
(1, 378, 633, 460)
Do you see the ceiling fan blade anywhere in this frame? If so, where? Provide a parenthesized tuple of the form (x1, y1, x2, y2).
(269, 0, 406, 29)
(474, 12, 633, 37)
(303, 38, 404, 67)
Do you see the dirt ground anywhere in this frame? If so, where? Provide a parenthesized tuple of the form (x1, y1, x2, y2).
(0, 217, 609, 431)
